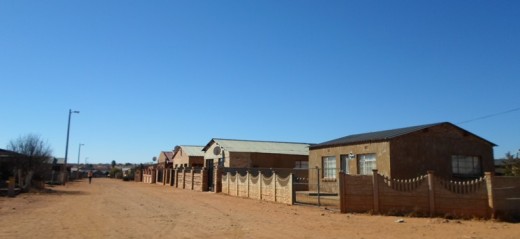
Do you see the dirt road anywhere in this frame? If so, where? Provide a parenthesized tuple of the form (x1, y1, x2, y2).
(0, 178, 518, 239)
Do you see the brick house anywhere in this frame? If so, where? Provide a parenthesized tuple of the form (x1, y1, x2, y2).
(202, 138, 310, 169)
(155, 151, 173, 185)
(309, 122, 496, 193)
(172, 145, 205, 168)
(202, 138, 311, 191)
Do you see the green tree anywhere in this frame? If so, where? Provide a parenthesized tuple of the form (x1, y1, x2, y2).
(110, 167, 122, 179)
(7, 134, 53, 190)
(504, 151, 520, 176)
(111, 160, 116, 169)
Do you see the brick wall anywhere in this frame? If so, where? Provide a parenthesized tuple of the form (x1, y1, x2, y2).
(341, 175, 374, 213)
(339, 171, 519, 219)
(221, 170, 294, 205)
(172, 167, 208, 192)
(493, 176, 520, 220)
(142, 168, 156, 184)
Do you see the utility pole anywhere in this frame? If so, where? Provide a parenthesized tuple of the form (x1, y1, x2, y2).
(63, 109, 79, 184)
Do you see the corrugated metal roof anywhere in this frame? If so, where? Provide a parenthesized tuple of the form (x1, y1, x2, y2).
(204, 139, 311, 156)
(180, 146, 205, 157)
(310, 122, 496, 149)
(47, 157, 65, 164)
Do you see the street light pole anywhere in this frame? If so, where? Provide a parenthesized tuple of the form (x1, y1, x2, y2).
(64, 109, 80, 184)
(77, 143, 84, 179)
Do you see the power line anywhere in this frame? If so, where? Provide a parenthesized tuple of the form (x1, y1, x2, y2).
(457, 107, 520, 125)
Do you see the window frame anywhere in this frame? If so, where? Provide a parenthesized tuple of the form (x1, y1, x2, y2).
(322, 156, 337, 179)
(357, 153, 377, 175)
(294, 160, 309, 169)
(451, 155, 482, 177)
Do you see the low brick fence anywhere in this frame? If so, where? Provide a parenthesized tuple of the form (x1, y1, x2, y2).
(221, 171, 294, 205)
(339, 170, 520, 219)
(142, 168, 156, 184)
(173, 167, 208, 192)
(154, 168, 174, 186)
(493, 176, 520, 220)
(134, 169, 142, 182)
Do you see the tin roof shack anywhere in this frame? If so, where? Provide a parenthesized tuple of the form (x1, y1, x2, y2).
(309, 122, 496, 193)
(202, 138, 310, 169)
(172, 146, 205, 168)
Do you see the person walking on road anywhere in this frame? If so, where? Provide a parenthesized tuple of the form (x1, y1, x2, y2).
(88, 170, 93, 184)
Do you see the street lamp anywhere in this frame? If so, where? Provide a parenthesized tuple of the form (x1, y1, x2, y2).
(77, 143, 84, 179)
(63, 109, 80, 184)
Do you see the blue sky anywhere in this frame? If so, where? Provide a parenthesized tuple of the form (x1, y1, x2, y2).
(1, 1, 519, 164)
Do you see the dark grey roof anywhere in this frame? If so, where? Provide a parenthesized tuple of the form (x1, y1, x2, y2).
(310, 122, 496, 149)
(0, 149, 26, 161)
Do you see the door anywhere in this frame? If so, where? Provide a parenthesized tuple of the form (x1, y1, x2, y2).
(340, 155, 350, 174)
(206, 159, 214, 191)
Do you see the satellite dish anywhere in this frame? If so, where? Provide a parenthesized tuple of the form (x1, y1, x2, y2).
(348, 152, 355, 160)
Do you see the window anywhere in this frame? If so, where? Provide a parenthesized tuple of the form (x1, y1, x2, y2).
(322, 156, 336, 179)
(358, 154, 376, 175)
(452, 155, 481, 176)
(294, 161, 308, 169)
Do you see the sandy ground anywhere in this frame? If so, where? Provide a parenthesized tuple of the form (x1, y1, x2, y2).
(0, 178, 518, 239)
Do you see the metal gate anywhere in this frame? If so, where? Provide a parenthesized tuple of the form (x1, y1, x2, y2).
(293, 167, 340, 209)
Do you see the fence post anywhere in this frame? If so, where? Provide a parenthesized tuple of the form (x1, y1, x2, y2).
(246, 170, 250, 198)
(259, 172, 263, 200)
(155, 168, 158, 184)
(182, 168, 186, 189)
(226, 171, 231, 194)
(163, 168, 166, 186)
(485, 172, 496, 219)
(316, 166, 321, 207)
(201, 167, 207, 191)
(372, 169, 380, 214)
(214, 166, 222, 193)
(174, 168, 178, 188)
(427, 170, 435, 217)
(339, 171, 346, 213)
(273, 170, 277, 202)
(191, 167, 195, 190)
(290, 173, 294, 205)
(170, 168, 174, 186)
(235, 171, 239, 196)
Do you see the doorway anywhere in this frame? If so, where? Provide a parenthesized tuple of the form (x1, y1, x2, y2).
(206, 159, 214, 191)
